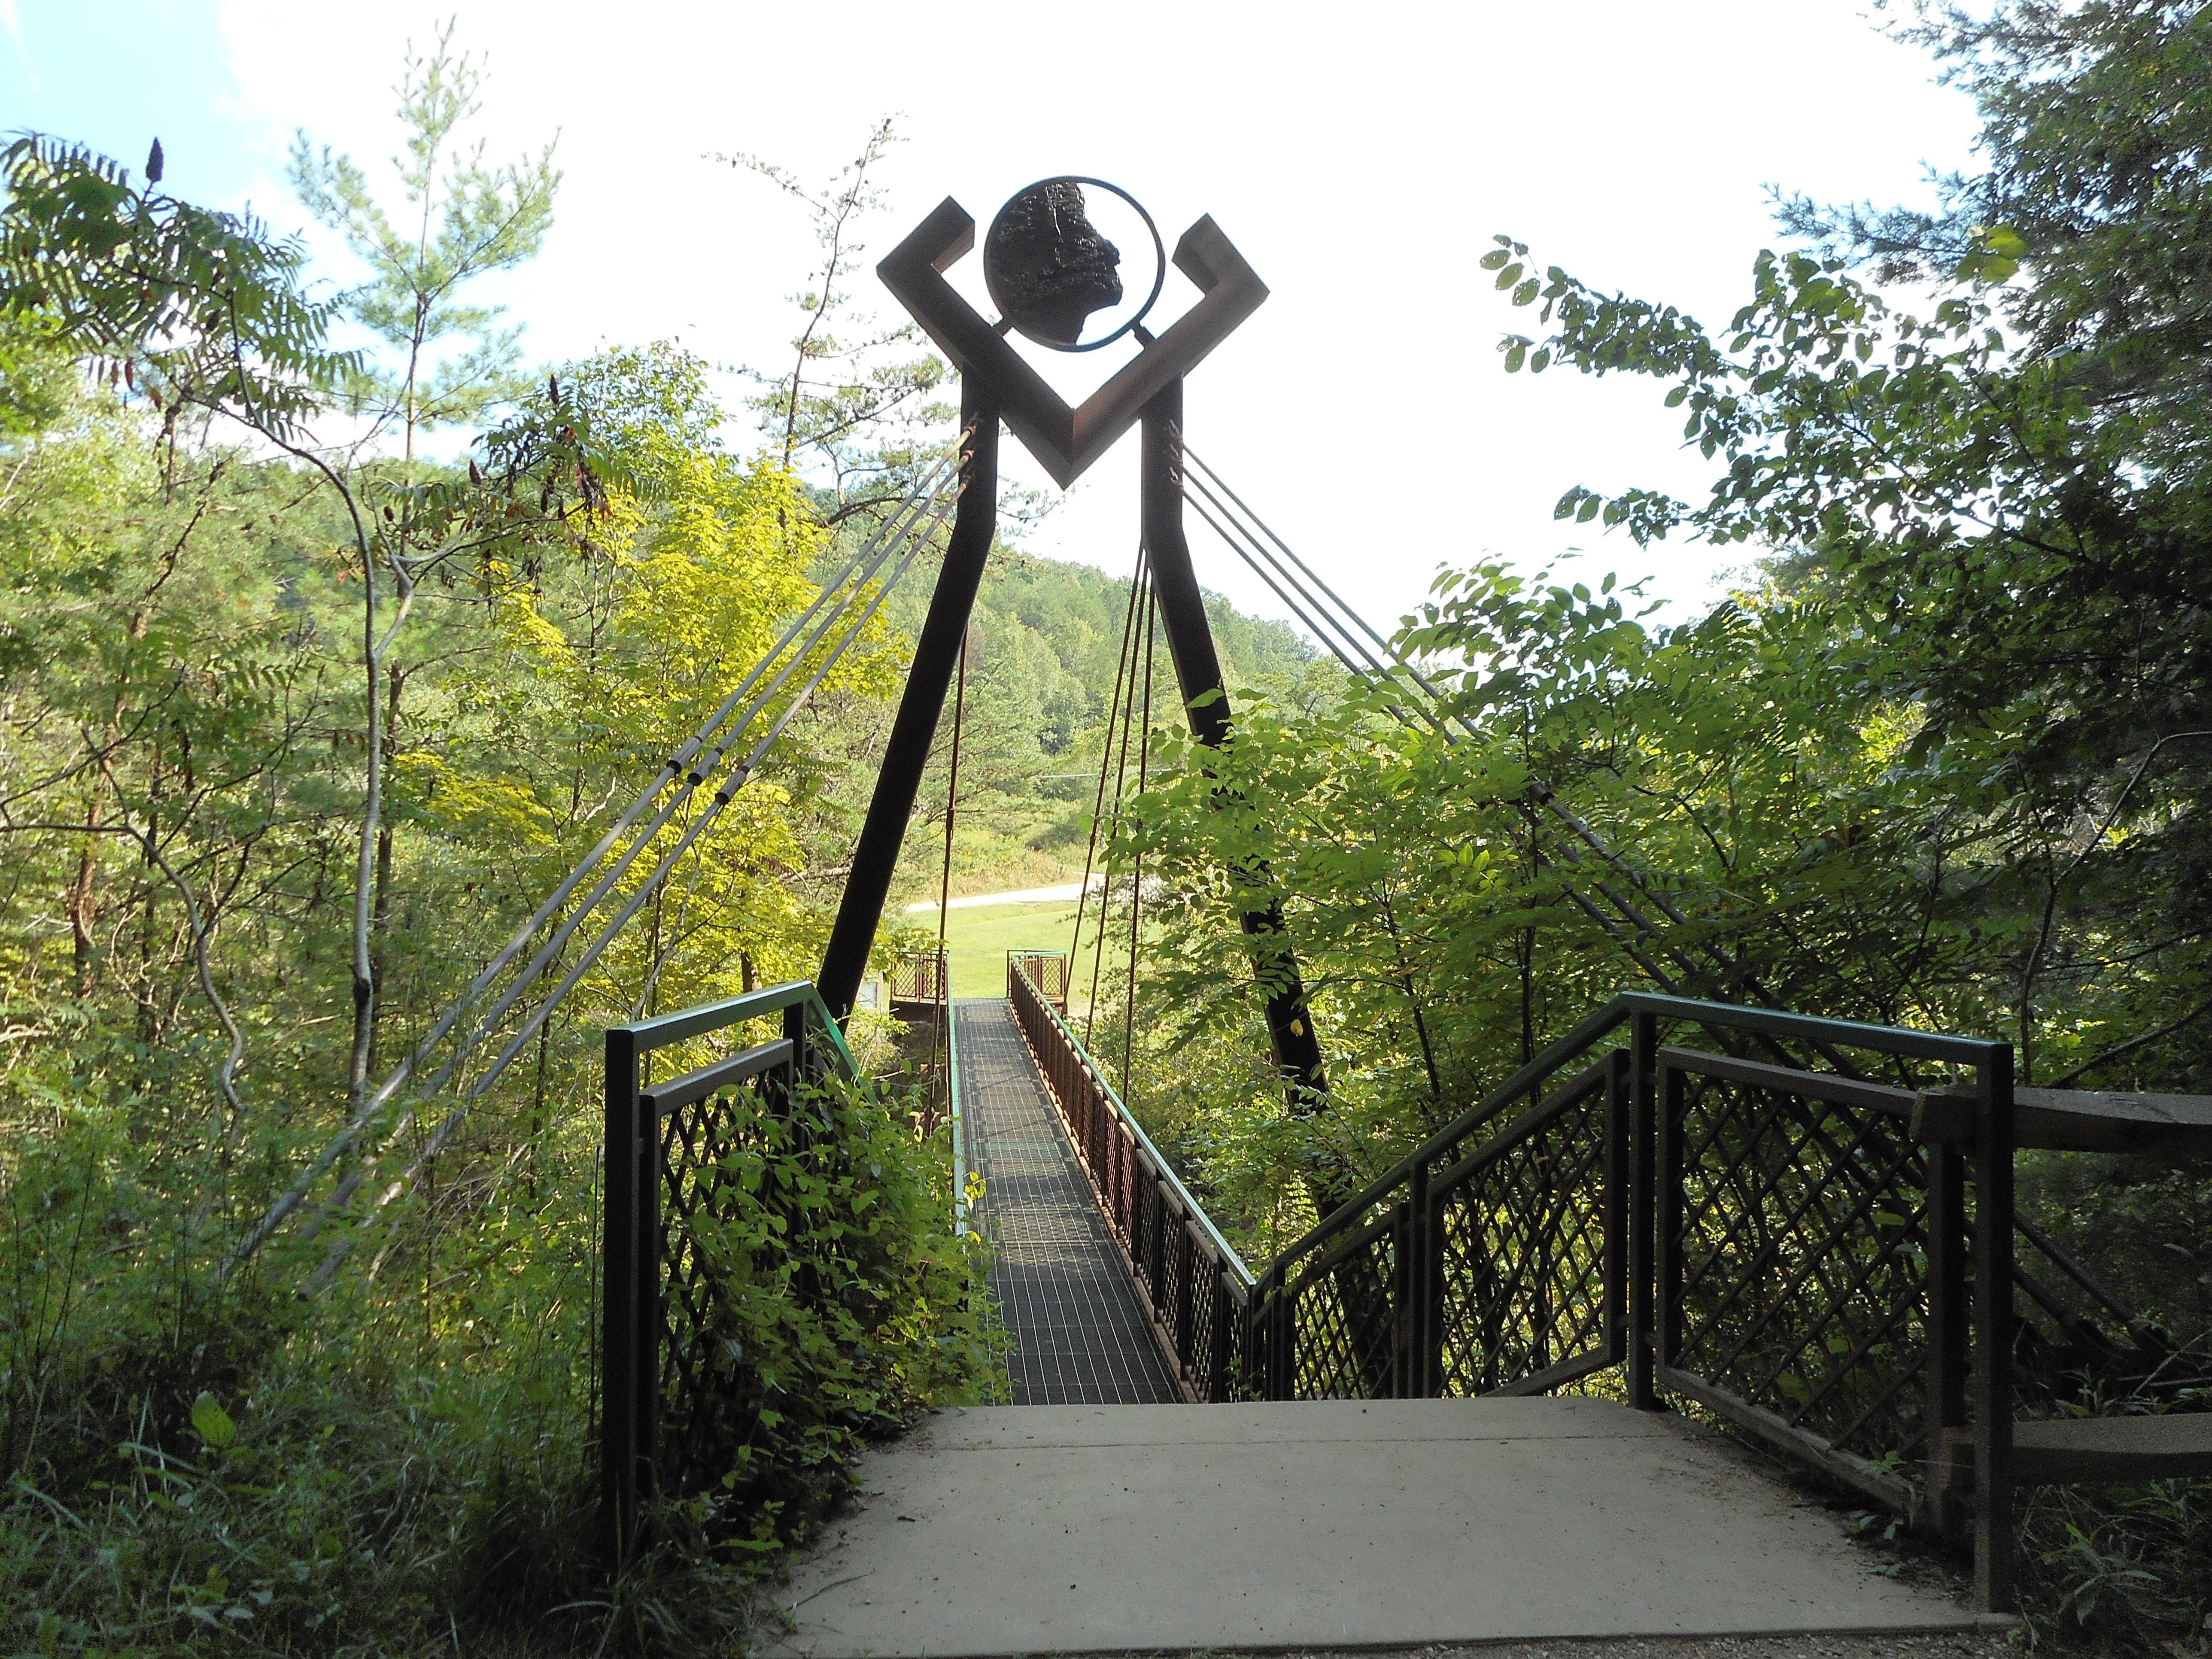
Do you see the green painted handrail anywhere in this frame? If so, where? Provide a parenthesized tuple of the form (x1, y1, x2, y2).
(610, 978, 857, 1081)
(946, 995, 968, 1234)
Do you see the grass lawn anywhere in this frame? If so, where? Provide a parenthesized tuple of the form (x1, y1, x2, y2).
(925, 901, 1085, 999)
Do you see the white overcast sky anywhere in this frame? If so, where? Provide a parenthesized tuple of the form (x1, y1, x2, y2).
(3, 0, 1981, 634)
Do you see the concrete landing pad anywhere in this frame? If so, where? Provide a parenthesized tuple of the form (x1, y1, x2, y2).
(771, 1398, 1986, 1658)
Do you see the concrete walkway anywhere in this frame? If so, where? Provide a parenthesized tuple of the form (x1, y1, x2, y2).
(772, 1399, 1990, 1657)
(959, 1000, 1181, 1404)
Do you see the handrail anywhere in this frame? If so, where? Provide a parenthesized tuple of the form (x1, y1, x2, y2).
(948, 992, 968, 1234)
(1010, 956, 1255, 1288)
(1270, 990, 2002, 1279)
(604, 974, 859, 1562)
(610, 978, 859, 1081)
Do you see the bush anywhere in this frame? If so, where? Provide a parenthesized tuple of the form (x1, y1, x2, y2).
(0, 1067, 997, 1656)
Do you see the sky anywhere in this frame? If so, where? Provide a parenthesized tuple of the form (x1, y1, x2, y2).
(0, 0, 1983, 635)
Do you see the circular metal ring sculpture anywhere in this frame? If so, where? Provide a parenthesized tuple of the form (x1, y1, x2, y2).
(983, 176, 1166, 352)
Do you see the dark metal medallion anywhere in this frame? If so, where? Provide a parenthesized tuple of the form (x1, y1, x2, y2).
(983, 176, 1165, 352)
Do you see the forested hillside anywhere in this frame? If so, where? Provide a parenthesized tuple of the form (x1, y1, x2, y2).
(867, 538, 1313, 901)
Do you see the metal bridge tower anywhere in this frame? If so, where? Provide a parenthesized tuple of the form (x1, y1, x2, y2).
(816, 179, 1328, 1103)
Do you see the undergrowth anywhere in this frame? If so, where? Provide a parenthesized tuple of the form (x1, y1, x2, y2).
(0, 1067, 999, 1656)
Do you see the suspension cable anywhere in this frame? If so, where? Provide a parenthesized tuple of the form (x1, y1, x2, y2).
(224, 452, 962, 1279)
(427, 485, 959, 1104)
(1073, 544, 1147, 1024)
(1179, 456, 1738, 999)
(1185, 447, 1753, 988)
(1087, 561, 1151, 1049)
(933, 626, 969, 1120)
(1121, 586, 1156, 1097)
(328, 513, 954, 1285)
(297, 475, 961, 1283)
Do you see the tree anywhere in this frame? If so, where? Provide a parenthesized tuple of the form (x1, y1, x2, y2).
(289, 20, 559, 459)
(1480, 3, 2212, 1082)
(726, 118, 950, 523)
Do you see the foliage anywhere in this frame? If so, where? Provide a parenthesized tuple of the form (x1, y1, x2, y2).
(726, 118, 951, 519)
(289, 21, 560, 444)
(0, 134, 354, 439)
(0, 1059, 990, 1656)
(1085, 4, 2212, 1645)
(0, 52, 1023, 1653)
(648, 1069, 1002, 1554)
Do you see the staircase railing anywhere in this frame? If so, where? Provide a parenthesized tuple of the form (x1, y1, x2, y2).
(1007, 956, 1255, 1401)
(1009, 970, 2182, 1613)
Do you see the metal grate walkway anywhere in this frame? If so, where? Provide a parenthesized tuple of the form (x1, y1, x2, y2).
(957, 998, 1182, 1404)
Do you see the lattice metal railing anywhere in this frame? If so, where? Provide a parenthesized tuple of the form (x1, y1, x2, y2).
(1653, 1047, 1944, 1507)
(1437, 1049, 1628, 1398)
(600, 981, 860, 1561)
(888, 948, 949, 1013)
(1241, 993, 2048, 1609)
(1252, 1014, 1637, 1404)
(1006, 955, 1253, 1400)
(1007, 949, 1069, 1012)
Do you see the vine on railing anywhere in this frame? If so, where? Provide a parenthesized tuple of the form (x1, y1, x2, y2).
(601, 981, 858, 1559)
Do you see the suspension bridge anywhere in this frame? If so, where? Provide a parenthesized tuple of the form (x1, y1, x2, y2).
(254, 177, 2212, 1651)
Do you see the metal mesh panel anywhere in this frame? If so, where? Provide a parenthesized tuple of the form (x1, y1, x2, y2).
(653, 1070, 793, 1498)
(960, 999, 1182, 1404)
(1285, 1224, 1398, 1398)
(1005, 961, 1255, 1402)
(1437, 1069, 1614, 1395)
(1665, 1057, 1932, 1466)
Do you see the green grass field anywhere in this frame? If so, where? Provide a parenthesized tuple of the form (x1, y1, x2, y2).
(919, 901, 1085, 998)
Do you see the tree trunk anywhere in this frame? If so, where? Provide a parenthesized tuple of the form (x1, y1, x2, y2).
(368, 662, 404, 1075)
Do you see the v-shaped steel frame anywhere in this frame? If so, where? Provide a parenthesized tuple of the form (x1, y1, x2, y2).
(817, 195, 1328, 1104)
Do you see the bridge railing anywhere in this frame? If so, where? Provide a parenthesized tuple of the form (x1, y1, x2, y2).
(600, 981, 857, 1561)
(1006, 948, 1069, 1012)
(1007, 955, 1255, 1401)
(1249, 993, 2095, 1607)
(887, 947, 949, 1016)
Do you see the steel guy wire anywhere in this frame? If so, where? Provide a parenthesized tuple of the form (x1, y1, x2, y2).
(227, 453, 959, 1278)
(413, 479, 958, 1107)
(395, 451, 958, 1109)
(1181, 463, 1738, 991)
(351, 490, 953, 1230)
(1181, 471, 1713, 992)
(1186, 448, 1731, 947)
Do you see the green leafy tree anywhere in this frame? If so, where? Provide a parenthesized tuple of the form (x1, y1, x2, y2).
(726, 118, 951, 522)
(289, 20, 559, 459)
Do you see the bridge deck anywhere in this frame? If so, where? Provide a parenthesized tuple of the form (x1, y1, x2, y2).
(957, 997, 1181, 1405)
